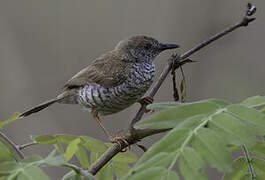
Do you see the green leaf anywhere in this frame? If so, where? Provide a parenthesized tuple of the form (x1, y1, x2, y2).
(55, 135, 77, 144)
(112, 162, 131, 178)
(19, 153, 66, 167)
(61, 170, 76, 180)
(79, 136, 107, 152)
(227, 104, 265, 135)
(43, 155, 66, 167)
(209, 99, 231, 107)
(252, 158, 265, 178)
(129, 152, 174, 176)
(241, 95, 265, 108)
(96, 162, 113, 180)
(113, 151, 138, 163)
(75, 146, 89, 169)
(251, 141, 265, 158)
(0, 112, 20, 128)
(209, 112, 256, 146)
(176, 115, 207, 130)
(0, 176, 8, 180)
(64, 138, 81, 161)
(241, 174, 252, 180)
(0, 141, 16, 162)
(179, 147, 207, 180)
(21, 156, 43, 164)
(90, 152, 101, 164)
(125, 167, 168, 180)
(55, 143, 64, 154)
(135, 100, 222, 129)
(192, 128, 232, 172)
(222, 157, 248, 180)
(0, 161, 19, 174)
(227, 145, 241, 152)
(146, 102, 181, 111)
(163, 170, 180, 180)
(136, 129, 190, 165)
(34, 135, 57, 145)
(15, 166, 50, 180)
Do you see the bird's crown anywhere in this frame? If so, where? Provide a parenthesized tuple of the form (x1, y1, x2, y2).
(115, 35, 179, 62)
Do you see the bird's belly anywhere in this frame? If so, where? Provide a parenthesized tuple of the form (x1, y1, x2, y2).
(77, 80, 153, 115)
(77, 62, 155, 115)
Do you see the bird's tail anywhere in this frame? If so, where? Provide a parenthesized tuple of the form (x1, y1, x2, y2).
(19, 89, 77, 118)
(19, 98, 59, 118)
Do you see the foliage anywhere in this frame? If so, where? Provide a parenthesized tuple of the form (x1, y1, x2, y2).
(0, 95, 264, 179)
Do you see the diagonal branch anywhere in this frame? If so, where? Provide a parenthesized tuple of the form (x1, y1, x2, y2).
(0, 130, 24, 160)
(87, 3, 257, 176)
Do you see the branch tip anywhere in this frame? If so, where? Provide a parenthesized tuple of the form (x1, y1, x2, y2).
(246, 3, 256, 16)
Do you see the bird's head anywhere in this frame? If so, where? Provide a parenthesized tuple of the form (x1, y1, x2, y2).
(115, 35, 180, 63)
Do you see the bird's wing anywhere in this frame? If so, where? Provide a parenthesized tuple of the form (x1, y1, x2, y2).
(64, 51, 131, 89)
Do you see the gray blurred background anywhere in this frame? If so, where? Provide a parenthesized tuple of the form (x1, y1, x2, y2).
(0, 0, 264, 179)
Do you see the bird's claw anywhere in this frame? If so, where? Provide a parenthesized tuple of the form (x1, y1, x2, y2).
(109, 131, 130, 152)
(139, 96, 154, 105)
(138, 96, 154, 113)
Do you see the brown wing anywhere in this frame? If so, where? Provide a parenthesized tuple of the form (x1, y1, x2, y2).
(64, 51, 131, 89)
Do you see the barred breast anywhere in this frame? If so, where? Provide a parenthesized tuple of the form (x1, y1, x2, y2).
(77, 62, 155, 115)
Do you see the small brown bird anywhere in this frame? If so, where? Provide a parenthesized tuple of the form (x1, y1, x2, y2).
(20, 35, 179, 142)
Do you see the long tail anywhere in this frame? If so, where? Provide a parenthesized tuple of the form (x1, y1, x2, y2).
(19, 98, 59, 118)
(19, 89, 77, 118)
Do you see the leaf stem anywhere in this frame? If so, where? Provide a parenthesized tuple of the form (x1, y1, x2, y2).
(19, 142, 38, 150)
(168, 116, 210, 170)
(242, 145, 256, 179)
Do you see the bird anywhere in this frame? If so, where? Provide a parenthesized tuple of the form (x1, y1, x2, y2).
(19, 35, 179, 143)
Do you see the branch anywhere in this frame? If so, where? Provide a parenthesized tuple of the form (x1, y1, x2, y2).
(88, 128, 169, 175)
(0, 130, 24, 160)
(87, 3, 257, 175)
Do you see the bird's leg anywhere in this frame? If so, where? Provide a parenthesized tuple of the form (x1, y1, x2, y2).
(91, 110, 129, 147)
(138, 96, 154, 113)
(91, 110, 113, 142)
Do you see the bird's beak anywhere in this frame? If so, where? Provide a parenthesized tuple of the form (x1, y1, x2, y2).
(159, 43, 180, 51)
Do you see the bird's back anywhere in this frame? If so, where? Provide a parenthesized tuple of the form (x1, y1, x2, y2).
(64, 50, 132, 89)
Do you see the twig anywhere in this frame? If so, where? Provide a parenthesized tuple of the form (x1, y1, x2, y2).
(19, 142, 38, 150)
(242, 145, 256, 179)
(87, 3, 257, 175)
(63, 163, 97, 180)
(0, 130, 24, 160)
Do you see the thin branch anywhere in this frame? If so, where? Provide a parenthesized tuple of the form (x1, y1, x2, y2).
(63, 163, 97, 180)
(87, 3, 257, 176)
(0, 130, 24, 160)
(242, 145, 256, 179)
(19, 142, 38, 150)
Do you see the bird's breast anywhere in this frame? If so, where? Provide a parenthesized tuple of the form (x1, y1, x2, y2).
(77, 62, 155, 115)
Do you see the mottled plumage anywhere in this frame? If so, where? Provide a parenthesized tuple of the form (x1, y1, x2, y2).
(77, 61, 155, 115)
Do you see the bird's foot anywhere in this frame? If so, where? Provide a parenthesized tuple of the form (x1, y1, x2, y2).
(138, 96, 154, 113)
(138, 96, 154, 105)
(109, 130, 129, 152)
